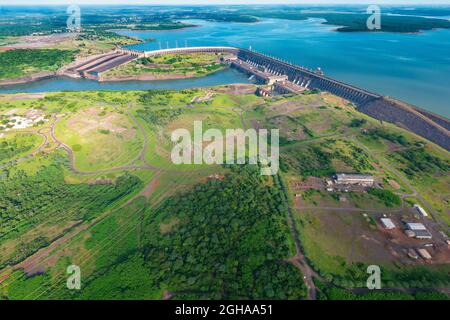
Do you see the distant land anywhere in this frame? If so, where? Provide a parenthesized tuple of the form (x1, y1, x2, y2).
(1, 5, 450, 36)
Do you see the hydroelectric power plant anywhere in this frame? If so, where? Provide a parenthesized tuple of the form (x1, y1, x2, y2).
(58, 45, 450, 152)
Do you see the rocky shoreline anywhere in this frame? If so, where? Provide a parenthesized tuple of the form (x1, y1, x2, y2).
(0, 72, 56, 86)
(0, 66, 228, 86)
(98, 73, 193, 82)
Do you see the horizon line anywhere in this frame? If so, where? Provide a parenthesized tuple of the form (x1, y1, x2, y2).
(2, 1, 450, 6)
(3, 3, 450, 6)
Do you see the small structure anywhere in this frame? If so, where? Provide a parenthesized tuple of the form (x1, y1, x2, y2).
(334, 173, 374, 187)
(413, 204, 428, 217)
(314, 67, 324, 75)
(266, 74, 288, 85)
(407, 249, 418, 260)
(380, 218, 396, 230)
(405, 230, 415, 238)
(404, 222, 432, 239)
(255, 86, 272, 97)
(417, 248, 432, 260)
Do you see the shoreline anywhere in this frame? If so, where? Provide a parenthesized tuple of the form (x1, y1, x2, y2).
(99, 73, 194, 82)
(109, 24, 199, 34)
(0, 66, 229, 87)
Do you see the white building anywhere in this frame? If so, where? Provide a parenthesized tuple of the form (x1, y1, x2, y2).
(380, 218, 396, 230)
(413, 204, 428, 217)
(334, 173, 374, 186)
(404, 222, 432, 239)
(417, 248, 432, 260)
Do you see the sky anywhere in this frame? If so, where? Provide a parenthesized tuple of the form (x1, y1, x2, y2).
(2, 0, 450, 5)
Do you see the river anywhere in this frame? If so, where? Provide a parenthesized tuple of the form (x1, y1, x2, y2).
(0, 69, 250, 94)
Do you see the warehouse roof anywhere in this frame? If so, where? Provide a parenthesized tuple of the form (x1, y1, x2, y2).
(380, 218, 396, 229)
(335, 173, 374, 180)
(406, 222, 427, 231)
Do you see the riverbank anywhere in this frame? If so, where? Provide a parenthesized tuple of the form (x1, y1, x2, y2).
(0, 72, 57, 86)
(0, 68, 251, 94)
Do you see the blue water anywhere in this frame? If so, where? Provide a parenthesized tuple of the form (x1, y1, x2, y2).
(1, 17, 449, 117)
(0, 68, 250, 93)
(118, 18, 450, 118)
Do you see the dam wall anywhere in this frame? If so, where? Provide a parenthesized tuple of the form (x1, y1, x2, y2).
(411, 107, 450, 131)
(145, 47, 380, 104)
(236, 49, 381, 105)
(144, 46, 239, 57)
(359, 97, 450, 150)
(235, 49, 449, 150)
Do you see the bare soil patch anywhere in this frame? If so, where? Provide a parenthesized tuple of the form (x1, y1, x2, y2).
(7, 33, 77, 49)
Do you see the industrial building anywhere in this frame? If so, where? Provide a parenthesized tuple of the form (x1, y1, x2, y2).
(413, 204, 429, 217)
(334, 173, 375, 186)
(417, 248, 432, 260)
(380, 218, 396, 230)
(404, 222, 433, 239)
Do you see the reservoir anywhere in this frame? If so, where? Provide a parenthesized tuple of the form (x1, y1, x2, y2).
(1, 17, 449, 117)
(119, 18, 450, 118)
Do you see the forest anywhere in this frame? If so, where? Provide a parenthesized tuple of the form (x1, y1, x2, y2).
(77, 165, 307, 299)
(280, 140, 373, 177)
(0, 153, 142, 267)
(0, 49, 76, 79)
(390, 147, 450, 178)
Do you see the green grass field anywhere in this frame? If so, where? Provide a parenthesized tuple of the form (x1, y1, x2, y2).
(102, 53, 226, 79)
(54, 107, 143, 171)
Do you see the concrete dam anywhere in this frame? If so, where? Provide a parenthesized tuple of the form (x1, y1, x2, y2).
(72, 46, 450, 151)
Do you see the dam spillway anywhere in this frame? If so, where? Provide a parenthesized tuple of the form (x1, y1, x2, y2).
(144, 46, 381, 105)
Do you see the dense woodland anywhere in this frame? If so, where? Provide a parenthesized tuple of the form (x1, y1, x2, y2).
(137, 107, 184, 126)
(77, 165, 306, 299)
(314, 279, 449, 300)
(0, 154, 142, 267)
(0, 49, 76, 79)
(280, 139, 373, 177)
(391, 147, 450, 178)
(0, 134, 38, 163)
